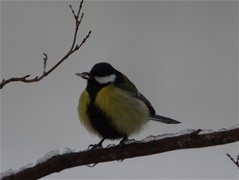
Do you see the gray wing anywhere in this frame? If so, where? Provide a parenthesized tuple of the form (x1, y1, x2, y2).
(138, 93, 181, 124)
(116, 75, 181, 124)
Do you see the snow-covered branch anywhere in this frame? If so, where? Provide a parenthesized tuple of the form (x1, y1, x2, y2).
(2, 126, 238, 180)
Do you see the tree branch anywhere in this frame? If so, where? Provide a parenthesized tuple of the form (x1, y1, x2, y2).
(0, 0, 91, 89)
(226, 154, 239, 169)
(2, 126, 238, 180)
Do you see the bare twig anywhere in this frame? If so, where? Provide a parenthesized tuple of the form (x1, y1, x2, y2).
(2, 127, 239, 180)
(0, 0, 91, 89)
(43, 53, 48, 74)
(226, 154, 239, 169)
(69, 0, 85, 52)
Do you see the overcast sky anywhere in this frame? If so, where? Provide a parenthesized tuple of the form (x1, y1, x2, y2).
(1, 0, 238, 179)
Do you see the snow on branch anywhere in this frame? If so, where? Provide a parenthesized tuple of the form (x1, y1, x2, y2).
(0, 0, 91, 89)
(1, 126, 239, 180)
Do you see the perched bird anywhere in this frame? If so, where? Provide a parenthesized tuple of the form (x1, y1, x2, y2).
(76, 62, 180, 147)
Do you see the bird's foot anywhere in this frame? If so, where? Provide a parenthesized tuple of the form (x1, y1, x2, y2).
(88, 138, 105, 150)
(118, 137, 128, 147)
(118, 137, 136, 147)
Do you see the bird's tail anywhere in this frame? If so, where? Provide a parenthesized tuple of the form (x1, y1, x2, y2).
(150, 114, 181, 124)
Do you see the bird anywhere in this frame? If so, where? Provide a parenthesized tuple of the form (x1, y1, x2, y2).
(76, 62, 180, 148)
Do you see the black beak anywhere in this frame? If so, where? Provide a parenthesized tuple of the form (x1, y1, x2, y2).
(75, 72, 93, 80)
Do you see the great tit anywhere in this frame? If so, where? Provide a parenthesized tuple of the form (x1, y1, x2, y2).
(76, 62, 180, 147)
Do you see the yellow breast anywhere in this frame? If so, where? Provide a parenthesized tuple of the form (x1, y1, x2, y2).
(78, 85, 149, 137)
(78, 90, 101, 136)
(95, 84, 149, 136)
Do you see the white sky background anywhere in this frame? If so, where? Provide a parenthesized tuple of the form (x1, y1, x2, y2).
(1, 0, 238, 179)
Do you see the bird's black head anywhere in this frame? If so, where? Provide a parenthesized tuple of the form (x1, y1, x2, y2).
(76, 62, 124, 84)
(76, 62, 124, 95)
(90, 62, 118, 83)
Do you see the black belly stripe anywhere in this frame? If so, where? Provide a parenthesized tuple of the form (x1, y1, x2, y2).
(87, 101, 126, 139)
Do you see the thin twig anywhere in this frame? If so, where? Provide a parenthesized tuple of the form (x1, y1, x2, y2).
(0, 0, 91, 89)
(226, 154, 239, 169)
(43, 53, 48, 74)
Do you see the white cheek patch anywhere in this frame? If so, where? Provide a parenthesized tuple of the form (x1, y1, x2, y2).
(95, 74, 116, 84)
